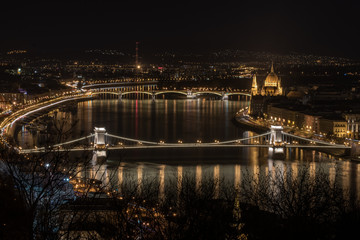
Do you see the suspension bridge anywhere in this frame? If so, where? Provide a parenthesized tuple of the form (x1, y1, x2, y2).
(18, 126, 354, 158)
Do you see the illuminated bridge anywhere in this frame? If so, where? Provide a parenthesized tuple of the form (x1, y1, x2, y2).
(19, 126, 354, 157)
(89, 89, 252, 100)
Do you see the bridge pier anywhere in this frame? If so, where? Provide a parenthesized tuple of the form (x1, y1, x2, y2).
(118, 92, 122, 100)
(92, 149, 107, 163)
(152, 94, 156, 101)
(350, 142, 360, 159)
(187, 91, 196, 99)
(221, 92, 228, 101)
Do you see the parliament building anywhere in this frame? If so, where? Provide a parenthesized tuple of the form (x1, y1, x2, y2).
(251, 63, 283, 96)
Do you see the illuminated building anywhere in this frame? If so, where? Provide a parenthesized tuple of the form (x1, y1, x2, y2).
(343, 113, 360, 139)
(251, 63, 283, 96)
(261, 63, 283, 96)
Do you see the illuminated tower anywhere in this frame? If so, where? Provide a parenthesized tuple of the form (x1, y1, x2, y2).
(251, 74, 258, 96)
(277, 77, 283, 95)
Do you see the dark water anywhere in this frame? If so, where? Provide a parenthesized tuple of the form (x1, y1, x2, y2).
(72, 99, 250, 143)
(16, 99, 360, 198)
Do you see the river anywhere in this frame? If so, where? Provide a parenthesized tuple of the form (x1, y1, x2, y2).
(15, 99, 360, 199)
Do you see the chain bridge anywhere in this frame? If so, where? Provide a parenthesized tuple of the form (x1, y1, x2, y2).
(19, 126, 354, 159)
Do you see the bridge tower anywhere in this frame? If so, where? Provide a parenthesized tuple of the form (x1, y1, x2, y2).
(270, 125, 284, 146)
(94, 127, 106, 149)
(269, 125, 285, 159)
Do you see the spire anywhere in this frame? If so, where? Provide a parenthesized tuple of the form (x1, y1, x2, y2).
(270, 61, 274, 73)
(251, 74, 258, 95)
(277, 77, 283, 95)
(252, 74, 257, 88)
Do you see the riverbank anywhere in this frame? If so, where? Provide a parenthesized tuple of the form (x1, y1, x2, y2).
(233, 110, 269, 133)
(233, 109, 353, 159)
(0, 95, 92, 142)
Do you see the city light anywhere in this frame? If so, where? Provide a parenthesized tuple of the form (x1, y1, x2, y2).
(0, 15, 359, 239)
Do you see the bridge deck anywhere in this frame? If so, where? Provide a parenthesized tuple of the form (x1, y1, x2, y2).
(15, 126, 351, 155)
(19, 143, 350, 154)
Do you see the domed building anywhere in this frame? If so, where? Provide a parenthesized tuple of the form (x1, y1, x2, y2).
(251, 63, 283, 96)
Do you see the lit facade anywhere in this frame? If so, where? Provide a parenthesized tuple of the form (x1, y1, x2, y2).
(319, 118, 347, 138)
(343, 113, 360, 139)
(251, 63, 283, 96)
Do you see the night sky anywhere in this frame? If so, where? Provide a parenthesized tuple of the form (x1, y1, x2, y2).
(1, 1, 359, 58)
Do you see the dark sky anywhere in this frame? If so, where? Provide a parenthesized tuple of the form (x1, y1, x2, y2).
(1, 1, 360, 58)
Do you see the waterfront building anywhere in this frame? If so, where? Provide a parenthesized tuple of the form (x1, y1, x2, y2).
(250, 95, 266, 117)
(251, 63, 283, 96)
(267, 104, 350, 138)
(267, 104, 305, 128)
(0, 92, 26, 110)
(343, 113, 360, 139)
(250, 63, 284, 116)
(319, 117, 348, 138)
(261, 63, 283, 96)
(304, 113, 321, 134)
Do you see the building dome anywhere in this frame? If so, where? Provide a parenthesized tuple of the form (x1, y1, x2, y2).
(264, 72, 279, 87)
(264, 63, 279, 87)
(260, 63, 283, 96)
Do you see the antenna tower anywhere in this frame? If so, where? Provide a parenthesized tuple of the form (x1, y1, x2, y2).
(135, 41, 139, 81)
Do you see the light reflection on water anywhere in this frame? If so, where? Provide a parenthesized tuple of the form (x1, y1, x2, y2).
(15, 99, 360, 199)
(78, 149, 360, 201)
(17, 99, 250, 147)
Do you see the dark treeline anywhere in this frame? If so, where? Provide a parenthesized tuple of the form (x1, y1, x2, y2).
(1, 118, 360, 239)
